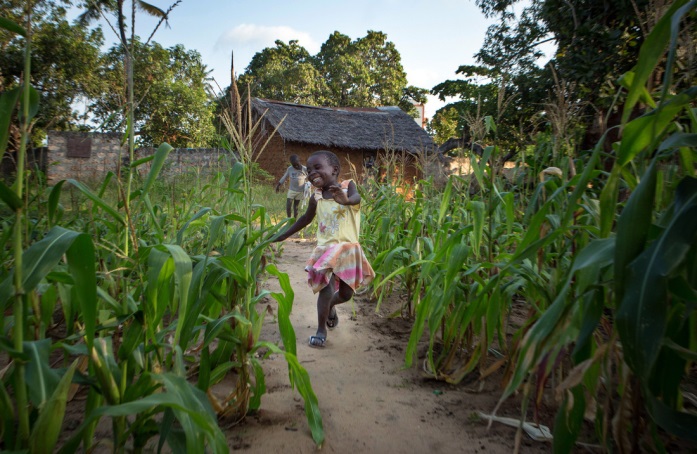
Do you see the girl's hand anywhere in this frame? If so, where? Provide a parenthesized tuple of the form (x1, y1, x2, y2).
(328, 183, 350, 204)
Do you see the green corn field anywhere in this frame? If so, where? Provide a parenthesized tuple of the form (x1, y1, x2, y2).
(1, 1, 696, 453)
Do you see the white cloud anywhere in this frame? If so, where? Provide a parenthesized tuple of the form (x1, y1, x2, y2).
(214, 23, 320, 55)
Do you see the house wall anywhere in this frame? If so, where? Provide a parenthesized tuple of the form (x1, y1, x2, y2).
(254, 125, 422, 186)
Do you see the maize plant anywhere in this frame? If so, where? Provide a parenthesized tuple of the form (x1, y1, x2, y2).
(0, 10, 323, 453)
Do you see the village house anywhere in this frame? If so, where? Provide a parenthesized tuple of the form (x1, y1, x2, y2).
(249, 98, 437, 184)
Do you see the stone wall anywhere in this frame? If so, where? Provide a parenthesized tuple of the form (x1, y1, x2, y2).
(47, 131, 125, 184)
(46, 131, 232, 184)
(136, 147, 233, 180)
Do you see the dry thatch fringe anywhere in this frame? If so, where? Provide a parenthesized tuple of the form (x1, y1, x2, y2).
(250, 99, 436, 155)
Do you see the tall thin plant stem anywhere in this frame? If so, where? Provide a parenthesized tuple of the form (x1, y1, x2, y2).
(12, 1, 32, 445)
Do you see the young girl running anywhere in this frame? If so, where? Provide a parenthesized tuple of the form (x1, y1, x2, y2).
(274, 150, 375, 348)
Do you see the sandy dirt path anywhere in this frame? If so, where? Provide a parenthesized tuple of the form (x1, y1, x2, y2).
(225, 239, 546, 453)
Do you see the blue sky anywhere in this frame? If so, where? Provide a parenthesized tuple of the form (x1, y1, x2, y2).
(73, 0, 502, 119)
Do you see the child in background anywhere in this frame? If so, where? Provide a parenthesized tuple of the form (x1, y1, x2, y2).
(274, 150, 375, 348)
(275, 154, 308, 218)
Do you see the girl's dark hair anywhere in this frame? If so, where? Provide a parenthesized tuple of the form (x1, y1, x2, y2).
(311, 150, 340, 172)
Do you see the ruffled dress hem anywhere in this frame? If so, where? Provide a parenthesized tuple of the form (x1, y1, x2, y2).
(305, 242, 375, 294)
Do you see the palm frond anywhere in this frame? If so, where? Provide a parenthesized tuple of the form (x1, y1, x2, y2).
(136, 0, 168, 19)
(76, 0, 117, 25)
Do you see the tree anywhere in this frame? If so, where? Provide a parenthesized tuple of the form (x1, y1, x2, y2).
(463, 0, 675, 150)
(234, 31, 425, 116)
(0, 0, 103, 146)
(430, 0, 661, 155)
(90, 40, 216, 147)
(237, 39, 326, 105)
(431, 62, 548, 152)
(316, 30, 410, 108)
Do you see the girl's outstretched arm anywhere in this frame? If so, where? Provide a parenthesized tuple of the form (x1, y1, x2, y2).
(329, 181, 360, 206)
(274, 195, 317, 241)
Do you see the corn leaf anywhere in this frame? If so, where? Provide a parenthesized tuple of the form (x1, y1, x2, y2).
(23, 339, 60, 408)
(258, 341, 324, 447)
(156, 244, 192, 348)
(553, 385, 585, 453)
(0, 16, 26, 36)
(0, 228, 97, 345)
(647, 391, 697, 442)
(618, 71, 656, 108)
(142, 142, 173, 194)
(0, 86, 21, 154)
(0, 377, 14, 447)
(64, 231, 98, 349)
(67, 179, 126, 226)
(614, 161, 657, 304)
(467, 200, 485, 256)
(248, 357, 266, 411)
(598, 166, 621, 238)
(59, 374, 228, 454)
(47, 180, 66, 226)
(0, 179, 21, 210)
(29, 360, 78, 454)
(145, 247, 174, 333)
(658, 133, 697, 152)
(265, 264, 297, 356)
(616, 177, 697, 380)
(501, 237, 616, 400)
(438, 175, 453, 225)
(622, 0, 691, 123)
(619, 86, 697, 166)
(176, 207, 211, 245)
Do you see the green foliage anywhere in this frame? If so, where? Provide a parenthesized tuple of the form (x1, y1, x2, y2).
(1, 15, 323, 450)
(360, 4, 696, 450)
(0, 0, 104, 145)
(234, 30, 424, 115)
(238, 39, 327, 105)
(431, 62, 549, 152)
(91, 39, 216, 148)
(317, 30, 409, 108)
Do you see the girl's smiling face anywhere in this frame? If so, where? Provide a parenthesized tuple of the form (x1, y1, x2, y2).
(307, 154, 338, 188)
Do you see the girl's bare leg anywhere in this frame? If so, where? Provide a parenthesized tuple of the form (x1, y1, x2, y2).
(315, 279, 334, 340)
(315, 275, 354, 340)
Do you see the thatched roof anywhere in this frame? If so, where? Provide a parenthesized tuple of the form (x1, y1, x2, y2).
(252, 98, 436, 154)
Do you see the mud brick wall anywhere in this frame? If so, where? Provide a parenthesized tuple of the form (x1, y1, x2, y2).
(253, 126, 424, 184)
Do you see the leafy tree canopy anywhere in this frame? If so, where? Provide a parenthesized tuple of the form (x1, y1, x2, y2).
(238, 39, 326, 105)
(235, 30, 426, 115)
(1, 0, 104, 145)
(90, 39, 216, 148)
(431, 0, 666, 154)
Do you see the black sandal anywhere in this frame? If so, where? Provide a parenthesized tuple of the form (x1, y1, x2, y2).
(326, 310, 339, 329)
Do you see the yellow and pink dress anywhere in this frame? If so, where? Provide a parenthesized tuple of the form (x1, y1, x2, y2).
(306, 180, 375, 293)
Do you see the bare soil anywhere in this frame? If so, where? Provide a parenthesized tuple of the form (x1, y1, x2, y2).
(226, 239, 550, 453)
